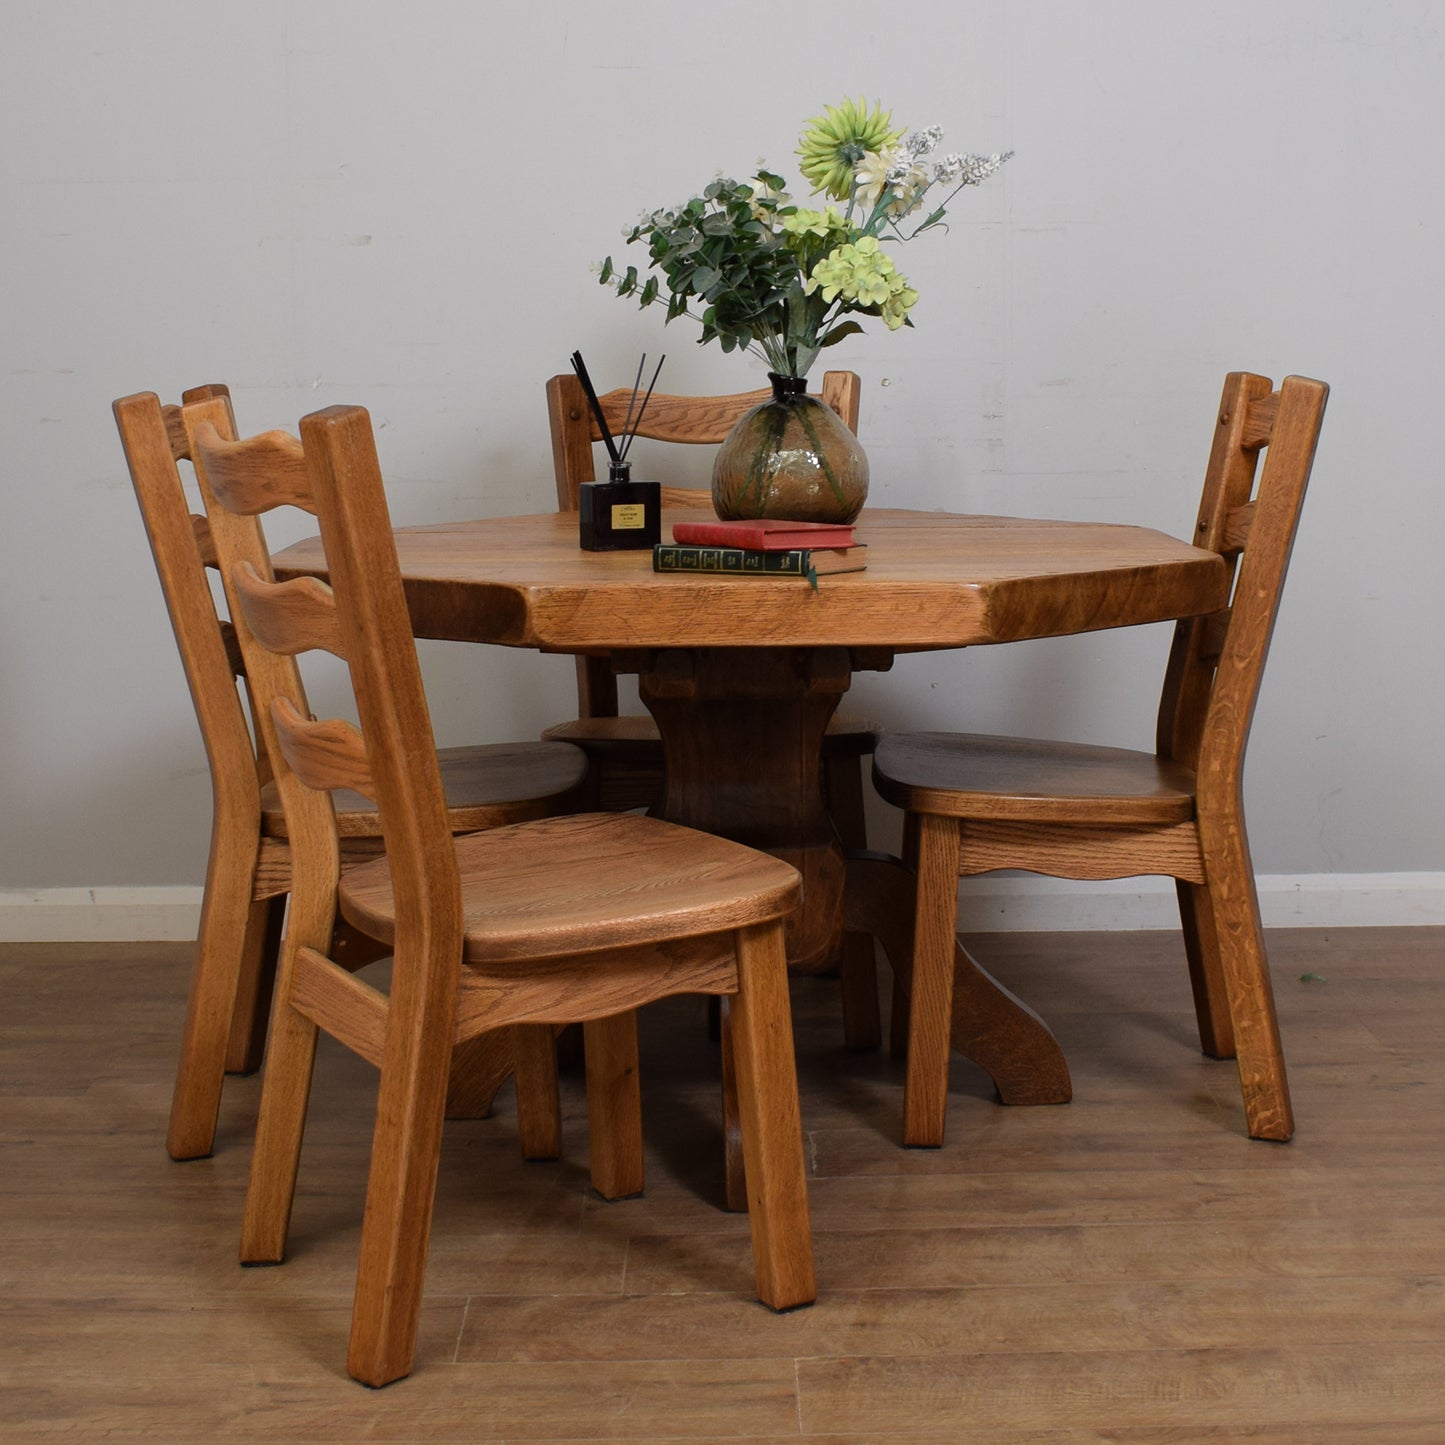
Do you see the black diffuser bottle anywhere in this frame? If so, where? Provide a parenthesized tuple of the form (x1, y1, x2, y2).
(572, 350, 664, 552)
(579, 458, 661, 551)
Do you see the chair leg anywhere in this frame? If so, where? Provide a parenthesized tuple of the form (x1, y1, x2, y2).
(167, 840, 264, 1161)
(889, 973, 911, 1060)
(889, 817, 924, 1062)
(223, 894, 286, 1074)
(839, 935, 883, 1051)
(239, 992, 320, 1266)
(1197, 816, 1293, 1141)
(513, 1025, 562, 1160)
(729, 921, 815, 1312)
(1176, 879, 1236, 1059)
(345, 980, 457, 1387)
(824, 754, 882, 1052)
(584, 1011, 645, 1200)
(719, 997, 747, 1212)
(902, 812, 962, 1148)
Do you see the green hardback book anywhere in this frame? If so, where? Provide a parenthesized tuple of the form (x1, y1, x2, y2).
(652, 543, 867, 578)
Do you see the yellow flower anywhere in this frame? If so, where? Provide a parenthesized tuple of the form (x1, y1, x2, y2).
(797, 98, 905, 200)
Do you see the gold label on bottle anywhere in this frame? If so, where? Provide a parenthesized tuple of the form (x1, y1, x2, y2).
(611, 504, 646, 529)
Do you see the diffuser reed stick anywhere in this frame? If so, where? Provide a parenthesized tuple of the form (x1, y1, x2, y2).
(570, 350, 666, 469)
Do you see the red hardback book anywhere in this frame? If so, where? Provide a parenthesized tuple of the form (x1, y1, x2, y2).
(671, 518, 858, 550)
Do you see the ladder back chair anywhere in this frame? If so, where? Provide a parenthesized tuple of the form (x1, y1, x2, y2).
(544, 369, 883, 1052)
(185, 398, 815, 1387)
(116, 387, 588, 1162)
(871, 371, 1329, 1146)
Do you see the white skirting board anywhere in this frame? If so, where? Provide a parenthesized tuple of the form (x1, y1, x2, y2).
(952, 873, 1445, 933)
(3, 875, 1445, 943)
(0, 888, 209, 944)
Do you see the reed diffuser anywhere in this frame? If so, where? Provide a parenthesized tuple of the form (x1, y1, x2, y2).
(572, 350, 664, 552)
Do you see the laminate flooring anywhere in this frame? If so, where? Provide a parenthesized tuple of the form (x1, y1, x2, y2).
(3, 927, 1443, 1441)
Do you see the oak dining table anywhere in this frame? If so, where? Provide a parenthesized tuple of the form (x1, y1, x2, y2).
(274, 505, 1230, 1112)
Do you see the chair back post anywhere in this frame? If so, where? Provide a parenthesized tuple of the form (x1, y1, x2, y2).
(819, 369, 861, 433)
(115, 388, 263, 830)
(298, 405, 465, 967)
(1196, 375, 1328, 807)
(546, 372, 599, 507)
(1156, 371, 1329, 805)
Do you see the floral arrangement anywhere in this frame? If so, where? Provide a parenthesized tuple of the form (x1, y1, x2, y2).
(599, 98, 1011, 380)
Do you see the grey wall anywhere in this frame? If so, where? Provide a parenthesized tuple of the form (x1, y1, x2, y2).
(4, 1, 1441, 903)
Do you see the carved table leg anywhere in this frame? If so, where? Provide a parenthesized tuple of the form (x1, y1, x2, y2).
(845, 851, 1072, 1115)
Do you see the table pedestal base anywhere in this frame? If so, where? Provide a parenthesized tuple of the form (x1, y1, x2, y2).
(639, 647, 850, 974)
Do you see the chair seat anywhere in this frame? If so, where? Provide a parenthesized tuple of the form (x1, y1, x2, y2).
(338, 811, 802, 963)
(872, 731, 1197, 825)
(543, 711, 882, 758)
(262, 740, 587, 837)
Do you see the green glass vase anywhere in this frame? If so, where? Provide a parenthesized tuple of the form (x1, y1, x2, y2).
(711, 373, 869, 523)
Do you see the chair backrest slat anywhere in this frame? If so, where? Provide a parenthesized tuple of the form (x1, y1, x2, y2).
(188, 513, 222, 570)
(231, 563, 347, 658)
(198, 427, 314, 515)
(1156, 372, 1329, 795)
(1240, 392, 1280, 451)
(271, 698, 374, 798)
(598, 386, 775, 444)
(1220, 501, 1255, 554)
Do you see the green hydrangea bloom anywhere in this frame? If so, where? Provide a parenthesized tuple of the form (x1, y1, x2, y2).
(780, 205, 849, 240)
(806, 236, 918, 328)
(807, 236, 892, 303)
(879, 281, 919, 330)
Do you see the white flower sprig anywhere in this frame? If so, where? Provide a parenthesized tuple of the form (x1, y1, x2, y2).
(856, 125, 1014, 233)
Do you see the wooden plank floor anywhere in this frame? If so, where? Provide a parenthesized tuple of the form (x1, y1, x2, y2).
(3, 927, 1444, 1441)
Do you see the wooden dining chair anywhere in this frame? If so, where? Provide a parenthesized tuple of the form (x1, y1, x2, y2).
(183, 396, 815, 1387)
(116, 387, 589, 1162)
(871, 371, 1329, 1146)
(544, 370, 883, 1050)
